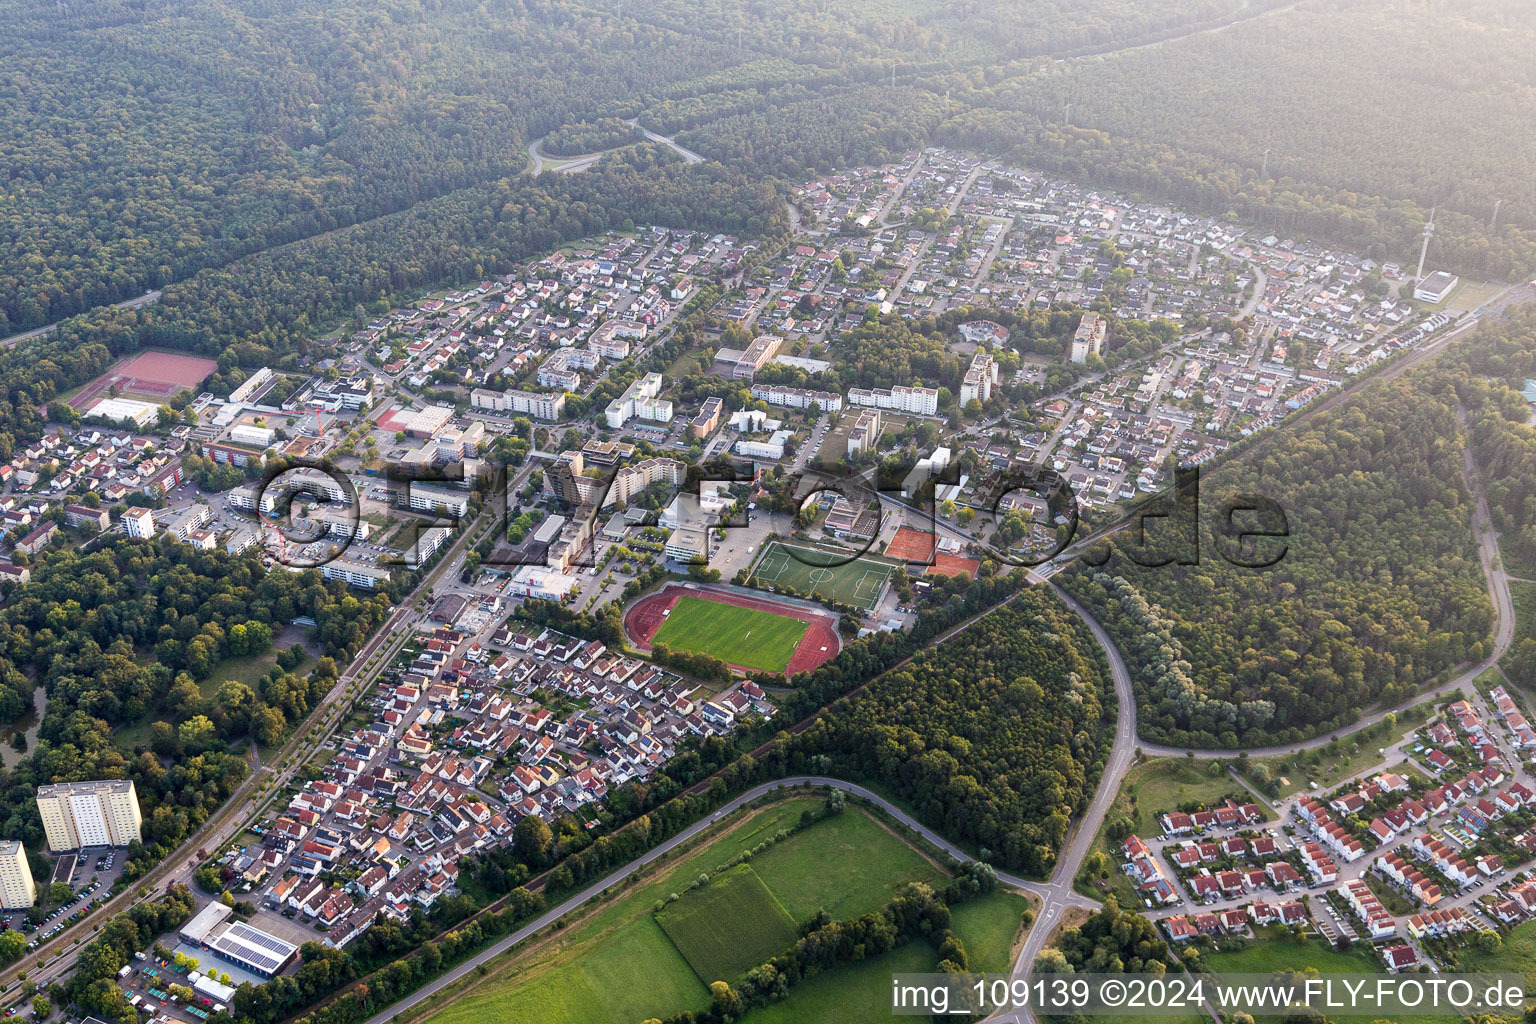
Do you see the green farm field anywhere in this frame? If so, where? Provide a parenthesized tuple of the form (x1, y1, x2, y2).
(651, 595, 807, 673)
(740, 891, 1032, 1024)
(418, 794, 1018, 1024)
(655, 864, 799, 983)
(747, 540, 896, 612)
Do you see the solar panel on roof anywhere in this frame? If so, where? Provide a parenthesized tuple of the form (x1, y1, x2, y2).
(211, 922, 298, 973)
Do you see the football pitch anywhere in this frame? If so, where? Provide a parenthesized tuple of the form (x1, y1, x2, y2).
(654, 864, 799, 983)
(649, 595, 807, 673)
(747, 540, 895, 612)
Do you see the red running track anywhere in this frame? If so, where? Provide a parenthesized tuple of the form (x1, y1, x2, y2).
(624, 584, 842, 677)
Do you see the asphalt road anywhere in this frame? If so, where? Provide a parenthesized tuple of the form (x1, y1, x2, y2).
(526, 121, 703, 176)
(987, 581, 1137, 1022)
(0, 502, 500, 993)
(0, 290, 161, 349)
(369, 777, 1047, 1024)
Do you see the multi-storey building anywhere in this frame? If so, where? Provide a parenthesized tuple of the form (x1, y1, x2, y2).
(847, 385, 940, 416)
(36, 779, 143, 851)
(470, 388, 567, 421)
(121, 507, 157, 540)
(691, 397, 723, 439)
(604, 373, 673, 429)
(0, 841, 35, 908)
(1071, 312, 1107, 364)
(749, 384, 844, 413)
(959, 351, 998, 406)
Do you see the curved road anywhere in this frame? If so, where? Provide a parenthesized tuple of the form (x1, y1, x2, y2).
(359, 417, 1514, 1024)
(998, 582, 1137, 1004)
(375, 777, 1046, 1024)
(1138, 411, 1515, 760)
(526, 120, 703, 176)
(988, 414, 1518, 1022)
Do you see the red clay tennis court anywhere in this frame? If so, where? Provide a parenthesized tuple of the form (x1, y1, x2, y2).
(69, 350, 218, 409)
(885, 525, 939, 563)
(931, 552, 980, 577)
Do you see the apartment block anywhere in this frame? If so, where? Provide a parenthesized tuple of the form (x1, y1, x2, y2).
(0, 840, 35, 908)
(36, 779, 143, 850)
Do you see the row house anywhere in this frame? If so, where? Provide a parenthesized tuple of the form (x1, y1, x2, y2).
(1298, 843, 1338, 885)
(1376, 851, 1444, 906)
(1297, 798, 1366, 861)
(1406, 908, 1472, 940)
(1341, 879, 1398, 939)
(1489, 686, 1536, 749)
(1410, 835, 1476, 886)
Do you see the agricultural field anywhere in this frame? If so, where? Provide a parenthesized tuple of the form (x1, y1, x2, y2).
(747, 540, 896, 612)
(655, 864, 799, 983)
(420, 794, 997, 1024)
(740, 891, 1031, 1024)
(650, 595, 807, 673)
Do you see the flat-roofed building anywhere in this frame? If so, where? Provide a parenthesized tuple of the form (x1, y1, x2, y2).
(36, 779, 142, 851)
(663, 526, 708, 562)
(320, 559, 389, 590)
(0, 840, 35, 908)
(691, 397, 723, 439)
(1071, 312, 1107, 364)
(847, 385, 939, 416)
(1414, 271, 1460, 304)
(846, 408, 882, 457)
(122, 507, 157, 539)
(207, 921, 299, 978)
(470, 388, 566, 421)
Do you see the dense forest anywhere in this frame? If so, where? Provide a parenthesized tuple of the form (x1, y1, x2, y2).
(789, 589, 1115, 877)
(1442, 309, 1536, 690)
(540, 118, 644, 157)
(0, 0, 1255, 338)
(0, 149, 785, 458)
(0, 537, 388, 875)
(1454, 309, 1536, 573)
(1062, 371, 1492, 748)
(996, 0, 1536, 240)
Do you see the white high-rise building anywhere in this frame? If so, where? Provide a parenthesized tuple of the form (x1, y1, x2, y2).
(1071, 312, 1107, 364)
(36, 780, 143, 851)
(959, 351, 998, 406)
(0, 841, 35, 908)
(121, 507, 156, 539)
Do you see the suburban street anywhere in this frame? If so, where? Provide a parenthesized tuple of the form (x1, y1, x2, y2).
(0, 501, 500, 994)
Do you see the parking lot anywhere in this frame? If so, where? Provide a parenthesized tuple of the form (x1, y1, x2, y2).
(0, 847, 127, 943)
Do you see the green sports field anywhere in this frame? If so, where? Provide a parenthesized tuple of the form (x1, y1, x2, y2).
(747, 540, 896, 612)
(655, 864, 799, 983)
(650, 595, 807, 673)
